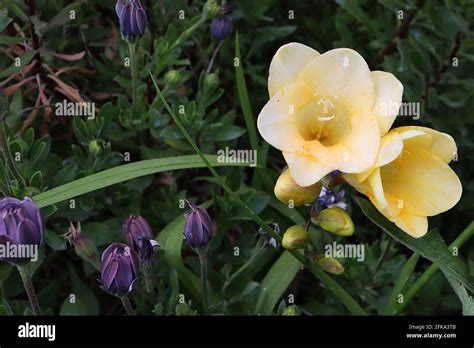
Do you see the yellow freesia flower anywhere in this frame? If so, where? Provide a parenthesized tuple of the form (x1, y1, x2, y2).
(257, 43, 403, 186)
(344, 126, 462, 238)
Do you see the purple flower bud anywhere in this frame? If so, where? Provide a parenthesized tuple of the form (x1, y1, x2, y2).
(100, 243, 139, 296)
(115, 0, 147, 39)
(221, 2, 233, 15)
(317, 187, 347, 210)
(210, 15, 233, 41)
(184, 202, 212, 249)
(124, 215, 158, 264)
(0, 197, 43, 264)
(64, 222, 100, 269)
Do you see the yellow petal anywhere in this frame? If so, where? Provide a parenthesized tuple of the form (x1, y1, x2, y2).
(380, 147, 462, 217)
(376, 131, 403, 167)
(283, 151, 333, 187)
(371, 71, 403, 135)
(257, 83, 310, 152)
(394, 212, 428, 238)
(268, 43, 320, 98)
(298, 48, 375, 114)
(394, 126, 457, 163)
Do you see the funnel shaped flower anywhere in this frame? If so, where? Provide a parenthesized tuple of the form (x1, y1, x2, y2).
(115, 0, 147, 39)
(344, 126, 462, 238)
(0, 197, 43, 264)
(257, 43, 403, 187)
(100, 243, 139, 296)
(125, 215, 158, 264)
(184, 202, 212, 249)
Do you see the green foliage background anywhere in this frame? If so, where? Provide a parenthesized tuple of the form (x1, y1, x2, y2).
(0, 0, 473, 315)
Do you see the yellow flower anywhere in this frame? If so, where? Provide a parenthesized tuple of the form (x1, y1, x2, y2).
(274, 168, 321, 206)
(344, 126, 462, 238)
(257, 43, 403, 186)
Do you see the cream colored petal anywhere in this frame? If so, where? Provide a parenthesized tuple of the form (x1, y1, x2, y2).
(366, 168, 388, 215)
(380, 147, 462, 217)
(394, 212, 428, 238)
(298, 48, 375, 114)
(376, 131, 403, 167)
(257, 83, 310, 152)
(371, 71, 403, 135)
(305, 110, 380, 173)
(283, 151, 333, 187)
(394, 126, 457, 163)
(268, 43, 320, 98)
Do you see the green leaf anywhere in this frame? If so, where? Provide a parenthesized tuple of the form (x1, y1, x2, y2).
(32, 155, 249, 208)
(68, 263, 99, 315)
(202, 125, 246, 142)
(0, 8, 12, 31)
(358, 198, 474, 293)
(254, 251, 300, 315)
(235, 31, 259, 152)
(44, 229, 67, 251)
(443, 270, 474, 315)
(59, 296, 88, 315)
(0, 50, 36, 79)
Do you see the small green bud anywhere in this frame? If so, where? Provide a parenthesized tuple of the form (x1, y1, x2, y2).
(315, 207, 354, 236)
(203, 73, 219, 92)
(175, 302, 192, 316)
(203, 0, 221, 18)
(88, 139, 108, 157)
(282, 225, 310, 250)
(283, 305, 301, 316)
(164, 70, 181, 86)
(316, 256, 345, 275)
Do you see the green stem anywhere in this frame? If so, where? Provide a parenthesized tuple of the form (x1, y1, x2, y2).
(393, 221, 474, 315)
(120, 295, 135, 315)
(150, 73, 367, 315)
(170, 14, 208, 52)
(17, 265, 42, 316)
(128, 42, 138, 118)
(143, 263, 155, 296)
(198, 249, 209, 315)
(0, 109, 25, 187)
(370, 237, 394, 281)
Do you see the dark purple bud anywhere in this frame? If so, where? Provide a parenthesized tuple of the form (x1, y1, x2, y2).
(184, 202, 212, 249)
(115, 0, 147, 39)
(0, 197, 43, 264)
(221, 2, 233, 15)
(124, 215, 158, 264)
(210, 15, 233, 41)
(100, 243, 139, 296)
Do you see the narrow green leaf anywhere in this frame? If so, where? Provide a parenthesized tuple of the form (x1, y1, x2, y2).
(254, 251, 301, 315)
(443, 270, 474, 315)
(235, 31, 259, 151)
(32, 155, 248, 208)
(358, 198, 474, 293)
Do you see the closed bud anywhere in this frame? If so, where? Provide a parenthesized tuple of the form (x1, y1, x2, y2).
(203, 0, 221, 18)
(315, 207, 354, 236)
(316, 256, 345, 275)
(282, 225, 309, 250)
(184, 201, 213, 249)
(204, 73, 219, 91)
(64, 222, 100, 270)
(88, 139, 109, 157)
(125, 215, 159, 264)
(275, 169, 321, 206)
(115, 0, 147, 40)
(210, 16, 233, 41)
(283, 305, 301, 316)
(100, 243, 139, 296)
(164, 70, 181, 86)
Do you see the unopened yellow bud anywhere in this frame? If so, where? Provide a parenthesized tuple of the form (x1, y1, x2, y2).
(316, 207, 354, 236)
(316, 256, 345, 275)
(282, 225, 310, 250)
(274, 169, 321, 206)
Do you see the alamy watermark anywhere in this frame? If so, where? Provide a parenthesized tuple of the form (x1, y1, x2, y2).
(0, 242, 38, 262)
(217, 147, 258, 167)
(55, 100, 96, 120)
(324, 242, 365, 262)
(380, 99, 420, 120)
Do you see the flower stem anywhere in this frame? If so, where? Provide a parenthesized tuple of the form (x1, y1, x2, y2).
(150, 73, 367, 315)
(197, 249, 209, 315)
(17, 265, 41, 316)
(120, 295, 135, 316)
(0, 106, 25, 187)
(128, 42, 138, 118)
(143, 263, 155, 296)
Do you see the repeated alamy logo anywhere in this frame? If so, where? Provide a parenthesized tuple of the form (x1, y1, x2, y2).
(0, 242, 38, 262)
(55, 100, 96, 120)
(18, 322, 55, 341)
(217, 147, 257, 167)
(380, 99, 420, 120)
(324, 242, 365, 262)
